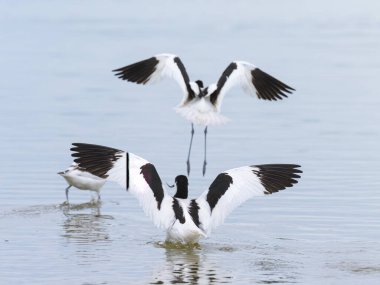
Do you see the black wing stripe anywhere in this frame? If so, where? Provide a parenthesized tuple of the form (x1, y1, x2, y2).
(252, 164, 302, 194)
(126, 152, 129, 190)
(112, 57, 159, 84)
(173, 57, 190, 83)
(140, 163, 164, 210)
(251, 68, 294, 101)
(71, 143, 124, 178)
(172, 198, 186, 224)
(206, 173, 234, 212)
(173, 57, 195, 100)
(189, 199, 201, 228)
(210, 62, 238, 105)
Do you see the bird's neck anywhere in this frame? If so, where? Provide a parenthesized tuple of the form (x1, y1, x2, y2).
(190, 81, 204, 97)
(198, 88, 207, 98)
(174, 185, 188, 199)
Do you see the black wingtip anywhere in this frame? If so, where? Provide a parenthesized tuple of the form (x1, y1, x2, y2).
(112, 66, 126, 72)
(70, 143, 124, 178)
(252, 68, 296, 101)
(111, 57, 159, 84)
(71, 143, 122, 153)
(251, 164, 302, 194)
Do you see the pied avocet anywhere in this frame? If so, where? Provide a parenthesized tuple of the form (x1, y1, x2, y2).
(70, 143, 302, 243)
(113, 53, 295, 176)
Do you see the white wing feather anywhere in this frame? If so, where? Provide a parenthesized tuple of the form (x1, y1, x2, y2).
(210, 61, 295, 109)
(104, 151, 176, 230)
(197, 166, 267, 234)
(150, 54, 190, 96)
(72, 143, 177, 230)
(210, 62, 257, 109)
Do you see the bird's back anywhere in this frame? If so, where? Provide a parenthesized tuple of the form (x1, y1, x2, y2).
(166, 198, 207, 243)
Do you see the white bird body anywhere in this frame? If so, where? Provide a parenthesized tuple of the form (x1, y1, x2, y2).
(113, 53, 296, 175)
(58, 163, 106, 201)
(70, 143, 302, 243)
(175, 97, 229, 126)
(60, 167, 105, 191)
(167, 198, 207, 243)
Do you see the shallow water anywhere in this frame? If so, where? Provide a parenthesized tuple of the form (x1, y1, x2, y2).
(1, 1, 380, 284)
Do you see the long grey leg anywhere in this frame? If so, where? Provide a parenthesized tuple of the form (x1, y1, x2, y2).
(202, 126, 208, 176)
(186, 123, 195, 176)
(65, 185, 72, 202)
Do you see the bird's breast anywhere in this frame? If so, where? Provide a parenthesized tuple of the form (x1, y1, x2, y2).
(194, 97, 215, 113)
(175, 98, 230, 126)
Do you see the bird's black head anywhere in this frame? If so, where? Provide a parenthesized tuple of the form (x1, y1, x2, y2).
(174, 175, 188, 199)
(195, 80, 206, 97)
(195, 80, 204, 89)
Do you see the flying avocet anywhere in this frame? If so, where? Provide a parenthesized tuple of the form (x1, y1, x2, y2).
(58, 163, 106, 202)
(113, 53, 295, 176)
(70, 143, 302, 243)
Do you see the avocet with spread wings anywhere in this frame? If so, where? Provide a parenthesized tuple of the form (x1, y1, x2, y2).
(113, 54, 295, 176)
(70, 143, 302, 243)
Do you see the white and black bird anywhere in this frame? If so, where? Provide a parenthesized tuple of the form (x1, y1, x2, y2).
(58, 163, 106, 202)
(113, 54, 295, 176)
(71, 143, 302, 243)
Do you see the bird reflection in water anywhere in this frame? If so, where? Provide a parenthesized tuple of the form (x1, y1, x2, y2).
(61, 201, 114, 244)
(150, 241, 232, 284)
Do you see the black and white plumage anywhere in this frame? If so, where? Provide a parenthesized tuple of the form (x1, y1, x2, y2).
(58, 163, 106, 202)
(70, 143, 302, 243)
(113, 53, 295, 176)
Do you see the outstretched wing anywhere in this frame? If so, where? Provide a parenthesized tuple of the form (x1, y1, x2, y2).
(113, 53, 195, 101)
(209, 61, 295, 107)
(70, 143, 177, 229)
(194, 164, 302, 234)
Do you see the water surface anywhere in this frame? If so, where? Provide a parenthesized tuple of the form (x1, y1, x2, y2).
(1, 1, 380, 284)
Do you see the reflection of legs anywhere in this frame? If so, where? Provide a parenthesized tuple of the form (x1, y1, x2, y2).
(202, 126, 208, 176)
(65, 185, 72, 202)
(186, 123, 195, 176)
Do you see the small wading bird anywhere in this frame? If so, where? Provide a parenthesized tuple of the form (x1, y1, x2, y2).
(58, 163, 106, 202)
(70, 143, 302, 243)
(113, 54, 295, 176)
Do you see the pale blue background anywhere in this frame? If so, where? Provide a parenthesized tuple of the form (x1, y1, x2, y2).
(1, 1, 380, 284)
